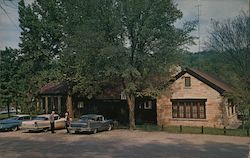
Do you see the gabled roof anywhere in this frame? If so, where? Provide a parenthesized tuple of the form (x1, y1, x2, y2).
(39, 82, 68, 95)
(175, 68, 233, 94)
(39, 81, 122, 99)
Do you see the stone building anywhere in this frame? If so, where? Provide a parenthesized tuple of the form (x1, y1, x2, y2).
(37, 68, 238, 128)
(157, 68, 238, 128)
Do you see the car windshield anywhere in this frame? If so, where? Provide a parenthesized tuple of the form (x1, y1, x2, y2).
(32, 117, 48, 120)
(80, 116, 96, 121)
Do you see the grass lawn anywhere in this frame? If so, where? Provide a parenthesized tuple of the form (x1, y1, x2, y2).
(136, 124, 250, 137)
(0, 113, 16, 120)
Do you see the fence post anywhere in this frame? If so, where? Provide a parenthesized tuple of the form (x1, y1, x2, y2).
(180, 125, 182, 133)
(247, 128, 249, 136)
(223, 127, 226, 135)
(201, 126, 204, 134)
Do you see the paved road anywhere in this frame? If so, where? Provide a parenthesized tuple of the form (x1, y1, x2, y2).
(0, 129, 249, 158)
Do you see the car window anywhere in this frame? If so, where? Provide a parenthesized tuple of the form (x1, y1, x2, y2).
(23, 116, 31, 120)
(97, 117, 103, 121)
(80, 116, 96, 121)
(54, 116, 59, 120)
(33, 117, 48, 120)
(18, 117, 24, 120)
(5, 117, 18, 121)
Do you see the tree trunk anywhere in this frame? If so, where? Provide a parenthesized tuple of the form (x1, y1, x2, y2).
(248, 107, 250, 121)
(16, 101, 18, 114)
(66, 94, 74, 118)
(127, 94, 136, 130)
(7, 101, 10, 118)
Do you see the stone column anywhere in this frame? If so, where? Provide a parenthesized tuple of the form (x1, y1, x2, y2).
(45, 96, 49, 114)
(40, 98, 44, 112)
(36, 98, 40, 112)
(58, 96, 61, 115)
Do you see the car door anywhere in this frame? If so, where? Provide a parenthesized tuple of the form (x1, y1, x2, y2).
(96, 116, 107, 131)
(19, 116, 31, 127)
(55, 116, 65, 129)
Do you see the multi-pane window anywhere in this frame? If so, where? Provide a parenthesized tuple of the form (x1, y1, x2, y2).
(228, 99, 235, 115)
(185, 77, 191, 87)
(172, 99, 206, 119)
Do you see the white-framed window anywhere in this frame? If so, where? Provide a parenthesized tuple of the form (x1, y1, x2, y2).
(78, 101, 84, 108)
(144, 100, 152, 109)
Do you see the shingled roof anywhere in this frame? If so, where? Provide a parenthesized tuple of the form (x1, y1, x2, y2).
(39, 81, 122, 99)
(39, 82, 68, 95)
(175, 68, 233, 94)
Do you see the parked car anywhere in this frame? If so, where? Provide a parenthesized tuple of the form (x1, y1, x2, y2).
(21, 114, 65, 132)
(0, 107, 21, 115)
(0, 115, 31, 131)
(69, 114, 113, 134)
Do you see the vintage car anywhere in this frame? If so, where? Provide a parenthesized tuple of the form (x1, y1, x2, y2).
(69, 114, 113, 134)
(0, 115, 31, 131)
(21, 114, 65, 132)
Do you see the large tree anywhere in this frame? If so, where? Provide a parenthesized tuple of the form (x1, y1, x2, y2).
(17, 0, 194, 125)
(116, 0, 194, 129)
(207, 12, 250, 117)
(0, 48, 20, 117)
(18, 0, 64, 113)
(65, 0, 194, 129)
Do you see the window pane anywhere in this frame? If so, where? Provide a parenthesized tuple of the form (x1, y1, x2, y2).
(185, 102, 191, 118)
(172, 104, 177, 118)
(179, 103, 184, 118)
(185, 77, 191, 87)
(199, 104, 205, 119)
(192, 103, 198, 118)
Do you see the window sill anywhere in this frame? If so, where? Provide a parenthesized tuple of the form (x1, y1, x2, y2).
(170, 118, 208, 122)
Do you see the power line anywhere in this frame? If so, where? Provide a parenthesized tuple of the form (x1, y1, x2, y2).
(0, 1, 20, 31)
(3, 0, 17, 9)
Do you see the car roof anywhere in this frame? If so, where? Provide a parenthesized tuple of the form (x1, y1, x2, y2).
(37, 114, 59, 118)
(14, 114, 30, 117)
(81, 114, 102, 118)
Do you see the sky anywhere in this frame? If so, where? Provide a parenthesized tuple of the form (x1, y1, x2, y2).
(0, 0, 249, 52)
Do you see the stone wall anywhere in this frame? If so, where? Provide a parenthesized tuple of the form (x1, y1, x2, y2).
(157, 73, 232, 128)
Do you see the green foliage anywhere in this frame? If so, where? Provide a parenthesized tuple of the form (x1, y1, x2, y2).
(206, 12, 250, 115)
(16, 0, 195, 125)
(0, 48, 20, 105)
(16, 0, 66, 112)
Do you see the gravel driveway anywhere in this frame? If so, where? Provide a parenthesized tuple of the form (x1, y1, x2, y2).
(0, 129, 249, 158)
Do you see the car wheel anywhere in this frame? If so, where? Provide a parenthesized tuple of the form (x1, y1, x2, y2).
(12, 126, 18, 131)
(93, 129, 97, 134)
(108, 124, 112, 131)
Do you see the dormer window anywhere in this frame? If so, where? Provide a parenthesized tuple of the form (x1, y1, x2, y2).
(185, 77, 191, 87)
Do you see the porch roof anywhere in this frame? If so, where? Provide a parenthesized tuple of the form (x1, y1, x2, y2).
(39, 82, 68, 95)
